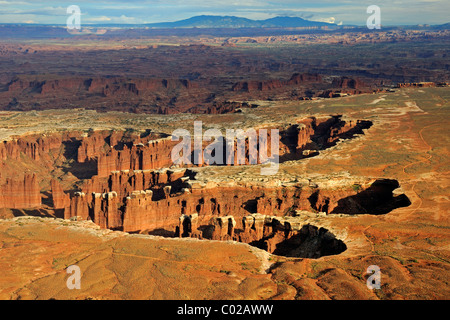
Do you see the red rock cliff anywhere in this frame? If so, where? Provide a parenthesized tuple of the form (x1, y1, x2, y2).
(0, 173, 41, 209)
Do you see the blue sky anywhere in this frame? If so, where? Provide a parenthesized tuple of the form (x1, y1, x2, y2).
(0, 0, 448, 26)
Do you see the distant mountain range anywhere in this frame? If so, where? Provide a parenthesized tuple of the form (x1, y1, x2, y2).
(0, 15, 448, 39)
(144, 15, 337, 28)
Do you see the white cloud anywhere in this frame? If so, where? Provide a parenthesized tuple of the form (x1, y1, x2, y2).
(83, 15, 111, 22)
(311, 16, 336, 24)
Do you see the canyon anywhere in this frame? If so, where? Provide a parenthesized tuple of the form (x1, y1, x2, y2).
(0, 113, 412, 258)
(0, 25, 448, 300)
(0, 33, 447, 115)
(0, 86, 448, 300)
(0, 73, 377, 114)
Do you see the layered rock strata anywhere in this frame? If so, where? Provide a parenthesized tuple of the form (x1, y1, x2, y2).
(0, 174, 41, 209)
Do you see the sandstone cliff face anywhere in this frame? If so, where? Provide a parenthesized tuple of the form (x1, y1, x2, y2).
(0, 129, 180, 211)
(93, 115, 370, 179)
(97, 138, 177, 178)
(224, 213, 348, 258)
(0, 132, 84, 209)
(62, 175, 356, 258)
(204, 101, 257, 114)
(73, 129, 175, 178)
(232, 73, 322, 92)
(396, 82, 438, 88)
(288, 73, 323, 84)
(296, 118, 316, 150)
(65, 192, 89, 221)
(0, 133, 67, 162)
(77, 131, 110, 163)
(65, 163, 410, 240)
(66, 171, 357, 233)
(332, 76, 367, 90)
(0, 174, 41, 209)
(0, 115, 375, 227)
(61, 115, 377, 232)
(50, 179, 70, 210)
(81, 168, 186, 200)
(0, 130, 112, 209)
(0, 115, 373, 217)
(0, 133, 84, 210)
(120, 183, 272, 233)
(132, 206, 346, 258)
(82, 191, 122, 229)
(0, 72, 380, 115)
(2, 76, 206, 114)
(6, 77, 195, 96)
(6, 79, 44, 93)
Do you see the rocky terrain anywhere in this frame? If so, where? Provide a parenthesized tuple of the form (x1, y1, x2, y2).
(0, 86, 448, 299)
(0, 72, 377, 114)
(0, 25, 448, 300)
(0, 31, 448, 114)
